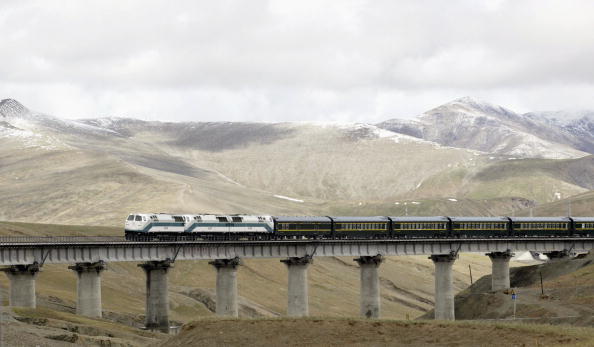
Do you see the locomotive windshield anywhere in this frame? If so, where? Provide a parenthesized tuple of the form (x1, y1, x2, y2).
(127, 215, 134, 221)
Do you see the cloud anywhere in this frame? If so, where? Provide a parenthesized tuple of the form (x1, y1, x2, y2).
(1, 0, 593, 121)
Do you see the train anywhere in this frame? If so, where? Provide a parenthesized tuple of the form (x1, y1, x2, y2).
(124, 213, 594, 241)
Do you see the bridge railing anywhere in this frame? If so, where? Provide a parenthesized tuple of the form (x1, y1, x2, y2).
(0, 236, 128, 243)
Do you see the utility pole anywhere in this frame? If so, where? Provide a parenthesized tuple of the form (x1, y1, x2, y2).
(468, 265, 473, 285)
(512, 291, 517, 320)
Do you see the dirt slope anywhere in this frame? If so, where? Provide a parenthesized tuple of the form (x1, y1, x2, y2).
(158, 317, 594, 347)
(422, 253, 594, 324)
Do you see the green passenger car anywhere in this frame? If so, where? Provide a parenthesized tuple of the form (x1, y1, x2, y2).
(510, 217, 571, 237)
(450, 217, 510, 237)
(390, 216, 450, 238)
(332, 216, 390, 239)
(572, 217, 594, 237)
(273, 216, 333, 238)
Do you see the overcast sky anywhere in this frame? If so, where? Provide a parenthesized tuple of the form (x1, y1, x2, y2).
(1, 0, 594, 122)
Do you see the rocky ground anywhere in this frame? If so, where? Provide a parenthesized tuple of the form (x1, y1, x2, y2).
(0, 307, 164, 347)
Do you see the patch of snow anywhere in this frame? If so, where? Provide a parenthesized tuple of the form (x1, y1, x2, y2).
(513, 251, 546, 263)
(0, 125, 65, 150)
(214, 171, 243, 186)
(298, 121, 444, 146)
(411, 201, 421, 205)
(273, 195, 304, 203)
(448, 198, 458, 202)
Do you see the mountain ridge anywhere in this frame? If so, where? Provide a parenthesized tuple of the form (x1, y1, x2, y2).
(1, 97, 593, 227)
(377, 97, 593, 159)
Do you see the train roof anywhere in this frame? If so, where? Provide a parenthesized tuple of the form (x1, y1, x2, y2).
(509, 217, 572, 222)
(449, 217, 509, 222)
(331, 216, 390, 222)
(273, 216, 332, 222)
(570, 217, 594, 222)
(389, 216, 449, 222)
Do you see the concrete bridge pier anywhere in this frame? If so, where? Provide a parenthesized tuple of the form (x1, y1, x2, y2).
(1, 263, 40, 308)
(430, 253, 457, 320)
(139, 260, 172, 333)
(354, 255, 384, 318)
(209, 257, 241, 317)
(487, 250, 513, 291)
(69, 261, 106, 318)
(281, 255, 312, 317)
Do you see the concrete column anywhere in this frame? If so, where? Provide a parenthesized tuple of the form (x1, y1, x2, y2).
(544, 250, 571, 262)
(138, 260, 172, 333)
(68, 261, 106, 318)
(209, 257, 241, 317)
(281, 255, 312, 317)
(430, 253, 457, 321)
(1, 263, 40, 308)
(487, 250, 513, 291)
(354, 255, 384, 318)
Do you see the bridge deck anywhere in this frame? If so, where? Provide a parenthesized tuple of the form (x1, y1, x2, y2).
(0, 237, 592, 266)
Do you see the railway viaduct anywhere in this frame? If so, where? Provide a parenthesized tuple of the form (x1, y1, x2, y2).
(1, 237, 592, 333)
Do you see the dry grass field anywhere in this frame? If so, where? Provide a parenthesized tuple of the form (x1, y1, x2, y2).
(159, 317, 594, 347)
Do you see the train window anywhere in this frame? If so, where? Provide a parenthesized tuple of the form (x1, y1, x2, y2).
(194, 216, 202, 222)
(217, 217, 229, 222)
(127, 215, 134, 221)
(232, 217, 243, 223)
(135, 215, 142, 221)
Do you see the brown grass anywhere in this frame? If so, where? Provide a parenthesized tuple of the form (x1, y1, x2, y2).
(159, 317, 594, 347)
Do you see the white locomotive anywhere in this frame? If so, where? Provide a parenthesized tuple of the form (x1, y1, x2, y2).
(125, 213, 274, 240)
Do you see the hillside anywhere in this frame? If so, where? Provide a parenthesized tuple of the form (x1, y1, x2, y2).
(2, 98, 594, 226)
(516, 190, 594, 217)
(1, 307, 164, 346)
(377, 97, 593, 159)
(158, 317, 594, 347)
(421, 253, 594, 324)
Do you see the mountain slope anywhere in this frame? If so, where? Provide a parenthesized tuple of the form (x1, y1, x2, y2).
(1, 97, 593, 226)
(377, 97, 592, 159)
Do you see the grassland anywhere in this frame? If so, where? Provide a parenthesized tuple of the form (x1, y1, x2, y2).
(159, 317, 594, 347)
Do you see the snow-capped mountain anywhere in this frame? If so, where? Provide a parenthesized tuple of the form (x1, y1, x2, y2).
(377, 97, 593, 159)
(2, 97, 594, 227)
(523, 110, 594, 148)
(0, 98, 121, 139)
